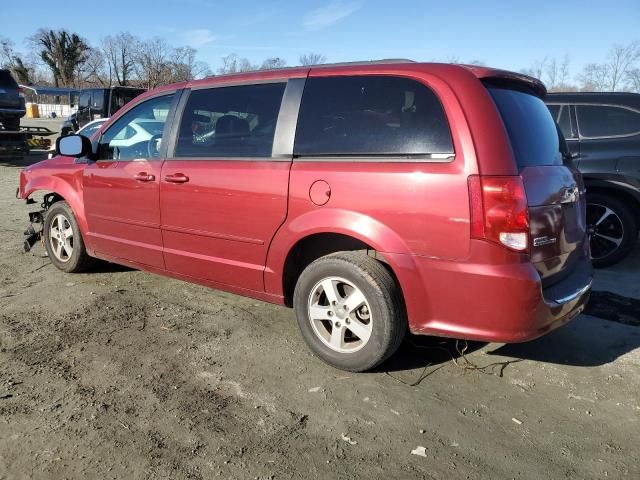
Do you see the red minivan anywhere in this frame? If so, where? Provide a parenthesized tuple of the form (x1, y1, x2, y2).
(18, 61, 592, 371)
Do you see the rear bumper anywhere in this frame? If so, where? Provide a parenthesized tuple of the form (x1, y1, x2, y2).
(386, 242, 593, 343)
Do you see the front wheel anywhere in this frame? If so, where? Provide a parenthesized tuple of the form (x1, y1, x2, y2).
(586, 193, 638, 268)
(293, 252, 406, 372)
(43, 201, 95, 273)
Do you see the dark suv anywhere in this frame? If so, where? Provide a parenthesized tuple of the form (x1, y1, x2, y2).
(0, 69, 25, 131)
(546, 93, 640, 267)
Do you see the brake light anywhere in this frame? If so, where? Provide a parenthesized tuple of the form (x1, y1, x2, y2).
(18, 87, 25, 98)
(468, 175, 530, 252)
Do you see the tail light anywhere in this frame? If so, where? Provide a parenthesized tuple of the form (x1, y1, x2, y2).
(468, 175, 530, 253)
(18, 87, 25, 98)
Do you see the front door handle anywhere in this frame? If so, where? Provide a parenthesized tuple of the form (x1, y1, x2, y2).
(134, 172, 155, 182)
(164, 173, 189, 184)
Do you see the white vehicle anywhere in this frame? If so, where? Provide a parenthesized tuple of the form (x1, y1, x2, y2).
(48, 119, 108, 158)
(109, 120, 165, 149)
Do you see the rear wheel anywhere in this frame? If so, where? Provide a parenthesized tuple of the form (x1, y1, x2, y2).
(43, 201, 94, 273)
(586, 193, 638, 268)
(293, 252, 406, 372)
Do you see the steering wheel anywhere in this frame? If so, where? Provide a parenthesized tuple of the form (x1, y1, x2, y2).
(147, 134, 163, 158)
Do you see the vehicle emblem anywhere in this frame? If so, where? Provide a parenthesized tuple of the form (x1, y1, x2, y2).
(533, 236, 557, 247)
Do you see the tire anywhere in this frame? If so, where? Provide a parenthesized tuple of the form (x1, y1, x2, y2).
(587, 193, 638, 268)
(293, 252, 406, 372)
(43, 201, 94, 273)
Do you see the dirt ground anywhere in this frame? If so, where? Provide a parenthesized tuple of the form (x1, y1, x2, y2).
(0, 153, 639, 480)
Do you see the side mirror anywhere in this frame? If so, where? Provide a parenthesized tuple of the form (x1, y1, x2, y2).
(56, 134, 92, 158)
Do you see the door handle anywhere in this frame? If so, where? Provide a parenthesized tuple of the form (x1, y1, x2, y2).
(134, 172, 155, 182)
(164, 173, 189, 184)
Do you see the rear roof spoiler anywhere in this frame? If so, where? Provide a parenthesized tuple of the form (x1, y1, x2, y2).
(459, 65, 547, 97)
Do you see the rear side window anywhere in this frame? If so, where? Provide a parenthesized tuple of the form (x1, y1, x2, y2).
(294, 76, 454, 157)
(0, 70, 18, 88)
(576, 105, 640, 138)
(175, 83, 286, 158)
(488, 87, 562, 167)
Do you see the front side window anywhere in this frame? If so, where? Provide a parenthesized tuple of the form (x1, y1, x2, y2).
(576, 105, 640, 138)
(97, 94, 174, 161)
(294, 76, 454, 157)
(174, 83, 286, 158)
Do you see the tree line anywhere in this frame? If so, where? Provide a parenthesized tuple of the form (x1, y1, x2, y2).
(1, 29, 638, 93)
(519, 41, 640, 92)
(0, 29, 327, 89)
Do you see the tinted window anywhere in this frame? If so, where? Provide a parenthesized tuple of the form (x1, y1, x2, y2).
(294, 76, 453, 156)
(557, 106, 573, 138)
(78, 121, 105, 138)
(79, 92, 91, 108)
(110, 89, 144, 115)
(91, 90, 104, 110)
(0, 70, 18, 88)
(488, 87, 562, 167)
(174, 83, 286, 158)
(97, 94, 174, 161)
(547, 104, 561, 120)
(576, 105, 640, 137)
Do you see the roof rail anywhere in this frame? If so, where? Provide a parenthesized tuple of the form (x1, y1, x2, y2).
(204, 58, 416, 79)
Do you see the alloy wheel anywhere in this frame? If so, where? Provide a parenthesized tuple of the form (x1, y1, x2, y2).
(307, 276, 373, 353)
(587, 203, 624, 261)
(49, 214, 74, 262)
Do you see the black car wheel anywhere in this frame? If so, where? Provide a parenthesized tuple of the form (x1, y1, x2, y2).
(586, 193, 638, 268)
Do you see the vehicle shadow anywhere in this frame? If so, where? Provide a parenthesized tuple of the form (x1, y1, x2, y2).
(487, 314, 640, 367)
(91, 261, 135, 274)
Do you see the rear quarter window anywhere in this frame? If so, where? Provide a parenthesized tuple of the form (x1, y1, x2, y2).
(294, 75, 454, 157)
(576, 105, 640, 138)
(488, 87, 562, 168)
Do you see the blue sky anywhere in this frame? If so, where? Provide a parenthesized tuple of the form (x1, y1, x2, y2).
(3, 0, 639, 75)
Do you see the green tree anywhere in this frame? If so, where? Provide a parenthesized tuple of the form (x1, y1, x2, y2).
(34, 29, 89, 87)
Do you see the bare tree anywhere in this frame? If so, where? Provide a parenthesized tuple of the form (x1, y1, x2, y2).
(626, 69, 640, 92)
(558, 54, 571, 88)
(578, 63, 610, 91)
(0, 37, 15, 68)
(217, 53, 257, 74)
(299, 52, 326, 66)
(171, 46, 211, 81)
(33, 29, 90, 87)
(606, 41, 640, 91)
(78, 49, 110, 87)
(260, 57, 287, 70)
(134, 38, 173, 89)
(102, 32, 137, 86)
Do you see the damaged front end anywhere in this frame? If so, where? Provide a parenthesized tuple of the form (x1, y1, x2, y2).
(21, 193, 59, 253)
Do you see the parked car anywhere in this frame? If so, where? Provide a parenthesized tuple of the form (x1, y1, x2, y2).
(60, 86, 145, 136)
(18, 62, 592, 372)
(546, 92, 640, 267)
(0, 69, 25, 131)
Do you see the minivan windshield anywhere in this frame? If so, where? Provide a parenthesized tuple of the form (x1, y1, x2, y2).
(487, 86, 562, 168)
